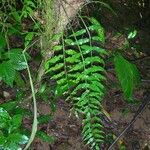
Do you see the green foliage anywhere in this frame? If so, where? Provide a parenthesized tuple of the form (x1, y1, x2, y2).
(0, 48, 29, 86)
(36, 131, 55, 143)
(45, 18, 108, 149)
(0, 107, 28, 150)
(114, 53, 140, 102)
(0, 0, 38, 87)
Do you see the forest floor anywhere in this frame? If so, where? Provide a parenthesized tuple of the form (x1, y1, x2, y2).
(1, 19, 150, 150)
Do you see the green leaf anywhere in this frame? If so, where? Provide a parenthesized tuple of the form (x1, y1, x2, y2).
(11, 114, 22, 129)
(0, 108, 11, 128)
(65, 49, 77, 55)
(69, 29, 86, 37)
(53, 45, 63, 51)
(8, 133, 28, 144)
(51, 71, 65, 80)
(84, 56, 104, 65)
(81, 45, 108, 55)
(114, 54, 140, 101)
(25, 32, 34, 47)
(66, 53, 81, 63)
(15, 72, 25, 87)
(6, 49, 27, 70)
(84, 66, 105, 75)
(36, 131, 55, 143)
(0, 101, 17, 111)
(89, 18, 105, 43)
(38, 114, 53, 124)
(45, 55, 63, 69)
(0, 34, 6, 52)
(73, 38, 90, 45)
(0, 61, 16, 86)
(46, 63, 64, 72)
(128, 30, 137, 39)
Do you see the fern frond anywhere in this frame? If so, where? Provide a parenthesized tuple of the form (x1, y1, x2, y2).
(45, 18, 107, 149)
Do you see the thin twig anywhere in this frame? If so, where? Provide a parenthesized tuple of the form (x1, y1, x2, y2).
(108, 92, 150, 150)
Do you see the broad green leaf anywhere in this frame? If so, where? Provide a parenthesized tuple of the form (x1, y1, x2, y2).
(0, 101, 17, 111)
(0, 108, 11, 129)
(0, 61, 16, 86)
(8, 133, 28, 144)
(11, 114, 22, 129)
(6, 48, 27, 70)
(114, 54, 140, 101)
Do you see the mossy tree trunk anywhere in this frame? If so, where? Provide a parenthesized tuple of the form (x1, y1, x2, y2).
(37, 0, 86, 82)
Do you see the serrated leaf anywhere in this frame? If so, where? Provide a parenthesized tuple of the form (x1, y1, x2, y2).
(114, 54, 140, 101)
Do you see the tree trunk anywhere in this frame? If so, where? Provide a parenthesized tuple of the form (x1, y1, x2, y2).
(37, 0, 86, 82)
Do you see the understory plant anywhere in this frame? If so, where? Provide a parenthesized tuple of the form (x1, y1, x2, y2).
(45, 16, 140, 149)
(0, 0, 141, 150)
(45, 17, 108, 149)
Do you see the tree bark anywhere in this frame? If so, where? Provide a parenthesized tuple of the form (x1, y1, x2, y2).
(37, 0, 86, 82)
